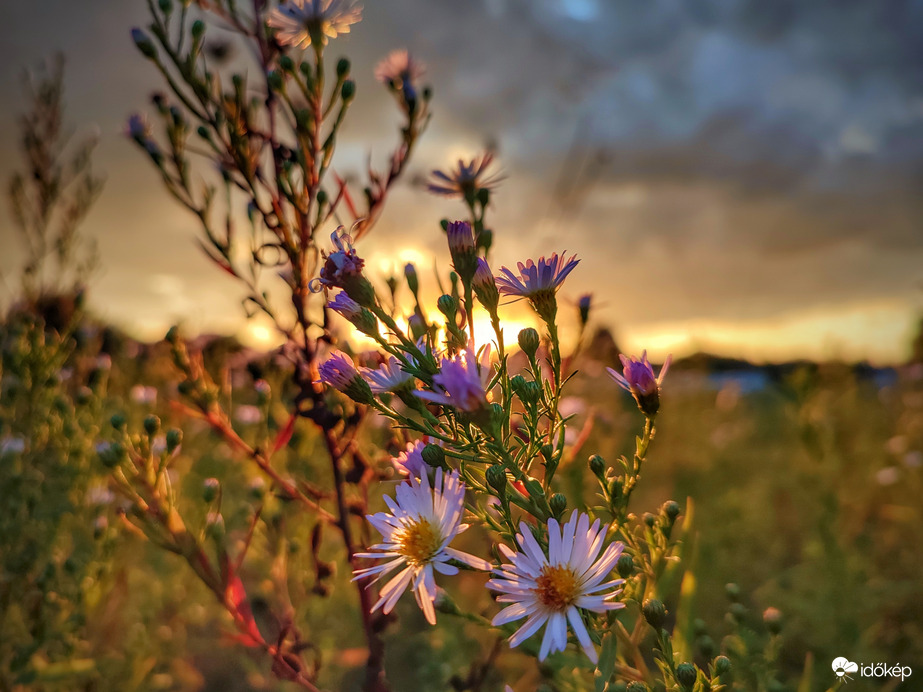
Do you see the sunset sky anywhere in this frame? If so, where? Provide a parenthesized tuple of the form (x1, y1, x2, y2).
(1, 0, 922, 364)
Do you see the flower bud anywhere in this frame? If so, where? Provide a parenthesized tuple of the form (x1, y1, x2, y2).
(725, 582, 741, 601)
(477, 227, 493, 253)
(446, 221, 477, 283)
(336, 57, 350, 77)
(421, 444, 446, 469)
(166, 428, 183, 453)
(408, 313, 427, 341)
(643, 512, 656, 528)
(662, 500, 681, 523)
(642, 598, 667, 628)
(625, 683, 649, 692)
(472, 258, 499, 312)
(676, 663, 697, 689)
(341, 80, 356, 102)
(616, 553, 634, 578)
(697, 635, 716, 658)
(158, 0, 173, 14)
(588, 454, 606, 479)
(763, 607, 783, 634)
(111, 413, 127, 431)
(248, 477, 266, 500)
(191, 19, 205, 39)
(131, 28, 158, 59)
(549, 493, 567, 518)
(205, 511, 225, 541)
(518, 328, 540, 359)
(578, 293, 592, 326)
(437, 294, 457, 321)
(485, 464, 507, 494)
(279, 54, 295, 72)
(267, 70, 284, 91)
(713, 655, 731, 676)
(202, 477, 220, 503)
(144, 415, 161, 436)
(404, 263, 419, 295)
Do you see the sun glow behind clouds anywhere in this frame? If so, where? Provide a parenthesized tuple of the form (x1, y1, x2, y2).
(620, 298, 917, 365)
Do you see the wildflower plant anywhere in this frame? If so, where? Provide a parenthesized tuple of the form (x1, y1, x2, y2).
(113, 1, 776, 690)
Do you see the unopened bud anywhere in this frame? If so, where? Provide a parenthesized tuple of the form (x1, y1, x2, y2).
(642, 598, 667, 628)
(518, 328, 540, 359)
(625, 683, 649, 692)
(166, 429, 183, 453)
(336, 57, 350, 77)
(589, 454, 606, 479)
(549, 493, 566, 518)
(404, 263, 419, 294)
(713, 655, 731, 676)
(437, 294, 457, 320)
(421, 444, 445, 469)
(616, 553, 634, 578)
(763, 607, 783, 634)
(202, 477, 220, 503)
(111, 413, 127, 431)
(725, 583, 741, 601)
(279, 54, 295, 72)
(676, 663, 697, 689)
(191, 19, 205, 39)
(341, 80, 356, 101)
(662, 500, 681, 523)
(131, 28, 158, 59)
(144, 415, 161, 436)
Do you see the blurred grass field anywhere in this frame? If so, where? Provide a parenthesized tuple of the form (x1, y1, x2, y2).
(2, 312, 921, 691)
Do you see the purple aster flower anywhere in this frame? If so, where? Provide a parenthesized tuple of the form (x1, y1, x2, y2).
(391, 440, 429, 478)
(415, 345, 492, 414)
(427, 152, 503, 199)
(319, 350, 374, 404)
(473, 257, 500, 311)
(577, 293, 592, 326)
(446, 220, 478, 282)
(328, 291, 378, 334)
(495, 253, 579, 323)
(267, 0, 362, 49)
(375, 49, 425, 104)
(607, 351, 672, 417)
(312, 229, 376, 306)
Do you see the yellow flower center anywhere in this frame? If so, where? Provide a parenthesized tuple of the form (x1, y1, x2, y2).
(397, 518, 442, 566)
(535, 565, 579, 611)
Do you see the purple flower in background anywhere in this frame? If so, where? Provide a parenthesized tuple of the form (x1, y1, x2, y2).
(267, 0, 362, 49)
(415, 346, 492, 413)
(427, 152, 503, 199)
(319, 350, 373, 403)
(392, 440, 428, 478)
(607, 351, 672, 417)
(375, 49, 425, 103)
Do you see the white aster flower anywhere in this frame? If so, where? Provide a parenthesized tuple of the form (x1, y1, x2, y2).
(354, 469, 491, 625)
(267, 0, 362, 49)
(487, 511, 625, 663)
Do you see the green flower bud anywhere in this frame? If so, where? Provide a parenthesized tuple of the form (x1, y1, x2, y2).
(202, 477, 220, 503)
(662, 500, 681, 523)
(437, 294, 457, 320)
(589, 454, 606, 479)
(643, 512, 656, 528)
(143, 415, 161, 436)
(131, 28, 158, 60)
(267, 70, 284, 91)
(278, 55, 295, 72)
(404, 263, 419, 295)
(485, 464, 507, 494)
(476, 188, 490, 207)
(549, 493, 567, 518)
(676, 663, 697, 689)
(728, 602, 747, 621)
(111, 413, 127, 431)
(191, 20, 205, 39)
(713, 655, 731, 676)
(196, 125, 210, 140)
(608, 477, 623, 501)
(205, 512, 225, 541)
(158, 0, 173, 14)
(763, 607, 783, 634)
(642, 598, 667, 628)
(725, 583, 741, 601)
(166, 428, 183, 453)
(625, 683, 649, 692)
(477, 228, 493, 252)
(693, 618, 708, 636)
(616, 553, 634, 578)
(248, 477, 266, 500)
(518, 328, 540, 359)
(421, 444, 446, 469)
(341, 80, 356, 101)
(336, 57, 350, 77)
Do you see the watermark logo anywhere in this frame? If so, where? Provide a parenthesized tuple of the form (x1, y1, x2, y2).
(832, 657, 912, 684)
(832, 657, 858, 682)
